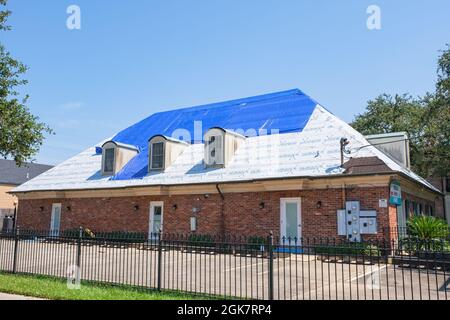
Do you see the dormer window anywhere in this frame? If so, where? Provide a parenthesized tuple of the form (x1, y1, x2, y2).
(205, 134, 224, 167)
(150, 142, 165, 170)
(103, 148, 115, 174)
(204, 128, 245, 168)
(148, 135, 188, 172)
(101, 141, 139, 176)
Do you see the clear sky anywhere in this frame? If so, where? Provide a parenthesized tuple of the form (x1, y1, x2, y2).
(2, 0, 450, 165)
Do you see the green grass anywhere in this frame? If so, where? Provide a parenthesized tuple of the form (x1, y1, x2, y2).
(0, 272, 210, 300)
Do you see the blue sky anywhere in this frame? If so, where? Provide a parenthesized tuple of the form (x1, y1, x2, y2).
(3, 0, 450, 165)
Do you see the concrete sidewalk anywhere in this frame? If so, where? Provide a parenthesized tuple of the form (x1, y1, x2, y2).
(0, 292, 43, 300)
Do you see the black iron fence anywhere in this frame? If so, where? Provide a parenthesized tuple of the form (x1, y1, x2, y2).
(0, 228, 449, 300)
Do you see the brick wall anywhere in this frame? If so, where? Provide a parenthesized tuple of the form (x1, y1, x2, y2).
(17, 186, 400, 240)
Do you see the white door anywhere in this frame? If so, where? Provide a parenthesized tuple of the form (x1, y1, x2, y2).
(50, 203, 62, 236)
(280, 198, 301, 244)
(149, 201, 164, 239)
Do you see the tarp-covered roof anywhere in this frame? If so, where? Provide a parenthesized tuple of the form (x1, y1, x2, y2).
(111, 89, 317, 180)
(11, 89, 440, 194)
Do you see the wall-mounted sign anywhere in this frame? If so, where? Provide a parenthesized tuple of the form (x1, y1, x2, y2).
(379, 199, 388, 208)
(389, 181, 402, 205)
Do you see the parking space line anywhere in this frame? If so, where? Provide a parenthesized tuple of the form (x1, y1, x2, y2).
(350, 265, 387, 283)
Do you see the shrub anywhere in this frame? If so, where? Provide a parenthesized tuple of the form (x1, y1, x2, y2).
(314, 242, 381, 257)
(246, 236, 266, 251)
(188, 234, 215, 248)
(401, 216, 450, 254)
(407, 216, 449, 240)
(95, 231, 146, 243)
(60, 228, 96, 239)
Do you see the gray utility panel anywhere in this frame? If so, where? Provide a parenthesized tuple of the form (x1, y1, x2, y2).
(337, 201, 378, 242)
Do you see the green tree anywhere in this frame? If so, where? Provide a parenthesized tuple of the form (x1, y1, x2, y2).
(351, 45, 450, 178)
(0, 0, 52, 166)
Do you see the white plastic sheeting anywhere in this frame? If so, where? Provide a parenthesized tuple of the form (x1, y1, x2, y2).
(12, 105, 439, 193)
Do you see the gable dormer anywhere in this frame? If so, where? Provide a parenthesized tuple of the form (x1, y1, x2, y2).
(148, 135, 189, 172)
(204, 127, 245, 168)
(101, 141, 139, 176)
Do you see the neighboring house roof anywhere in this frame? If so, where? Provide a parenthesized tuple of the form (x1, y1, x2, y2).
(0, 159, 53, 185)
(11, 89, 440, 194)
(343, 157, 392, 175)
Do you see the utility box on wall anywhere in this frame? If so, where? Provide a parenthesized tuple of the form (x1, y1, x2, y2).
(360, 211, 377, 235)
(336, 201, 378, 242)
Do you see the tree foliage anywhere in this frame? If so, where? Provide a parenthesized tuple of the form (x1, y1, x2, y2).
(0, 0, 52, 166)
(351, 45, 450, 178)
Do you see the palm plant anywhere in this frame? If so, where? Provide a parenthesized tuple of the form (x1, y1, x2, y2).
(407, 216, 449, 240)
(403, 216, 449, 254)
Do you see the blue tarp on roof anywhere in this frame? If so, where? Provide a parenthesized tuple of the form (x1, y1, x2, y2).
(110, 89, 318, 180)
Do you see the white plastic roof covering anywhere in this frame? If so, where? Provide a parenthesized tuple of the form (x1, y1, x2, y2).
(12, 105, 439, 193)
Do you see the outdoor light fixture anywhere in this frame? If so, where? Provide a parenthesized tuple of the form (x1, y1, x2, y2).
(133, 205, 139, 211)
(172, 204, 178, 211)
(39, 206, 44, 212)
(204, 194, 210, 199)
(316, 201, 322, 209)
(66, 206, 71, 211)
(259, 202, 265, 209)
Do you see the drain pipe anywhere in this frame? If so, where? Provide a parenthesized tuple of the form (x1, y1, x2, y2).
(216, 184, 225, 236)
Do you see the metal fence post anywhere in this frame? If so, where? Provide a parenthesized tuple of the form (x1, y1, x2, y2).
(76, 226, 83, 270)
(12, 227, 19, 273)
(157, 228, 163, 291)
(267, 231, 274, 300)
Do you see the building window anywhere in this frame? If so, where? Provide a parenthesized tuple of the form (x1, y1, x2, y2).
(412, 202, 418, 215)
(150, 142, 164, 170)
(104, 148, 115, 174)
(404, 199, 410, 220)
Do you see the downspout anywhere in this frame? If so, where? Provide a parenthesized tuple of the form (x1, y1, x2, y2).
(216, 184, 225, 236)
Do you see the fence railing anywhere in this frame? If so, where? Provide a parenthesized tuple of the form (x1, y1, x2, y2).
(0, 228, 449, 300)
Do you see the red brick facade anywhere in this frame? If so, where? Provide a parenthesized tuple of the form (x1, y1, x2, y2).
(17, 186, 406, 240)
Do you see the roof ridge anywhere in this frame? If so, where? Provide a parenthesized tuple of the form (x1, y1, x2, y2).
(150, 88, 305, 116)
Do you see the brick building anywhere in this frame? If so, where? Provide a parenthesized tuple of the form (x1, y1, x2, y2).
(11, 89, 443, 241)
(0, 159, 53, 231)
